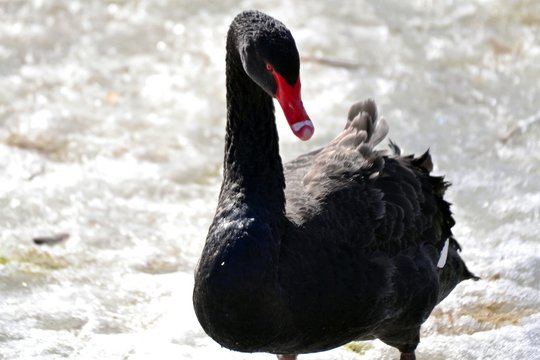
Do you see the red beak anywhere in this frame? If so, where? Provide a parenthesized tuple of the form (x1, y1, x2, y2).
(272, 70, 314, 141)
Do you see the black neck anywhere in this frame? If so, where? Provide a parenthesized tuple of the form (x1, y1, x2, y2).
(220, 33, 286, 223)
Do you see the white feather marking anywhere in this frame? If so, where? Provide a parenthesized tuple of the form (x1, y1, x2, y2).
(437, 238, 450, 268)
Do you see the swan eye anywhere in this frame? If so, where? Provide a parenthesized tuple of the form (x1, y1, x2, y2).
(266, 64, 273, 71)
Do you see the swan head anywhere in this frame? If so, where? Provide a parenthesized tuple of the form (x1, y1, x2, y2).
(233, 10, 314, 141)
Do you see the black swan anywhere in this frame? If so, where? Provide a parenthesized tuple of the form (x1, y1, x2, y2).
(193, 10, 477, 360)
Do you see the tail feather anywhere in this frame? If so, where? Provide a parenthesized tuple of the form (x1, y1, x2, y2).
(450, 238, 480, 281)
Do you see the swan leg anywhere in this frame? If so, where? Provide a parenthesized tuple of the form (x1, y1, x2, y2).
(277, 355, 297, 360)
(400, 352, 416, 360)
(378, 326, 419, 360)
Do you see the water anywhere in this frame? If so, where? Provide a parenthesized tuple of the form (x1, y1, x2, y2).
(1, 0, 539, 359)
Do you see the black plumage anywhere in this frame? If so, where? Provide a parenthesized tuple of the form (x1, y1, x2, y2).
(193, 10, 477, 360)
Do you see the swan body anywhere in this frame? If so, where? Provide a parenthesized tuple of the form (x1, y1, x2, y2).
(193, 10, 476, 360)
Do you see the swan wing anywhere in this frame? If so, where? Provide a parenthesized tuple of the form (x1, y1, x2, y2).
(284, 99, 452, 255)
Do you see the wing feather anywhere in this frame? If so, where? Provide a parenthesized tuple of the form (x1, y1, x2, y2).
(284, 99, 454, 256)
